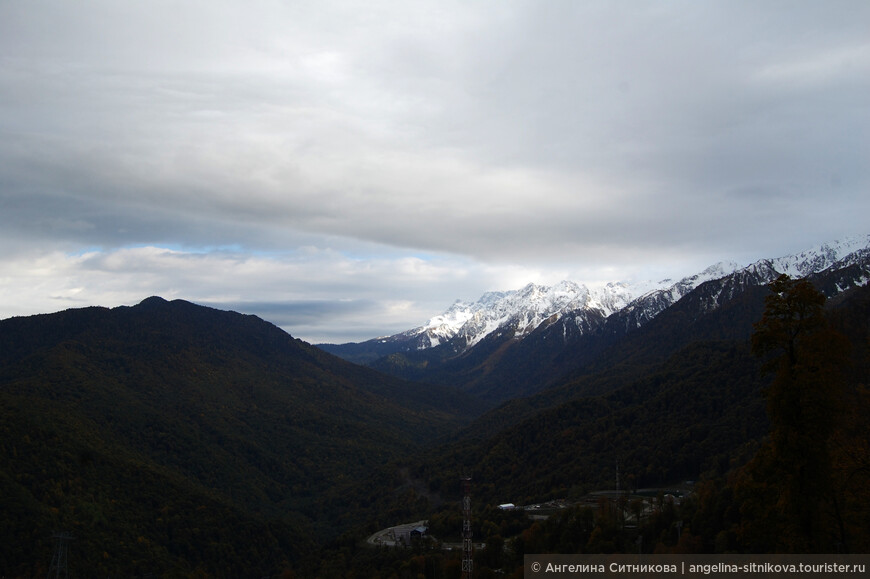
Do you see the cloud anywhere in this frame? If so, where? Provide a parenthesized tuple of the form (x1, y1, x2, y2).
(1, 1, 868, 341)
(0, 244, 523, 342)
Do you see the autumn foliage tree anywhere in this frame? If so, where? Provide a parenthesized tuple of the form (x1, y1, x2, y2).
(736, 275, 849, 552)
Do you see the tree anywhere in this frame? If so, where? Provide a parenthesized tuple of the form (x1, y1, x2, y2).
(737, 275, 849, 552)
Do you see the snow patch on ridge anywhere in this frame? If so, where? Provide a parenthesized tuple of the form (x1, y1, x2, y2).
(389, 235, 870, 354)
(767, 235, 870, 278)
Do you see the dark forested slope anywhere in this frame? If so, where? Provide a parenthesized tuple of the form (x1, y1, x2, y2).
(0, 297, 481, 577)
(403, 280, 870, 516)
(307, 281, 870, 574)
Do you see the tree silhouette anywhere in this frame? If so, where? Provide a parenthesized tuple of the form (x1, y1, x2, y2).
(737, 275, 849, 552)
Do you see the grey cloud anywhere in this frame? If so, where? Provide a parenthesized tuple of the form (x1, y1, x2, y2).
(5, 2, 868, 260)
(1, 1, 868, 341)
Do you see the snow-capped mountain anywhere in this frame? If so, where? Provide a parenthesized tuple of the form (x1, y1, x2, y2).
(396, 260, 751, 351)
(320, 235, 870, 370)
(732, 236, 870, 285)
(405, 280, 644, 350)
(603, 235, 870, 333)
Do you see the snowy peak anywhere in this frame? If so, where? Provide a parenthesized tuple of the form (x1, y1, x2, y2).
(422, 236, 869, 351)
(407, 279, 646, 349)
(765, 235, 870, 278)
(319, 235, 870, 375)
(696, 261, 744, 283)
(406, 261, 755, 351)
(726, 235, 870, 289)
(358, 235, 870, 357)
(635, 261, 742, 301)
(411, 300, 476, 347)
(614, 238, 870, 331)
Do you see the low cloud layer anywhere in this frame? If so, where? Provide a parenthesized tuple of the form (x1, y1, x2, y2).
(1, 1, 868, 342)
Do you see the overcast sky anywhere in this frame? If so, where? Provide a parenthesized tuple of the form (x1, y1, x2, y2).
(1, 1, 868, 343)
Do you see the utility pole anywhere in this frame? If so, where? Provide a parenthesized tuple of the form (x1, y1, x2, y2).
(461, 476, 473, 579)
(47, 532, 73, 579)
(616, 457, 622, 527)
(616, 457, 620, 496)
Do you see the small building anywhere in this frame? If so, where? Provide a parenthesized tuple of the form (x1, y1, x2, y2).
(409, 526, 428, 541)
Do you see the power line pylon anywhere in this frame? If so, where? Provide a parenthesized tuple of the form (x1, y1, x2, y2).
(460, 475, 473, 579)
(47, 531, 73, 579)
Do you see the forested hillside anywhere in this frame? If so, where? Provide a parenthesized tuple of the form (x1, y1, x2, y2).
(0, 297, 481, 577)
(417, 277, 869, 515)
(308, 279, 870, 576)
(2, 273, 868, 576)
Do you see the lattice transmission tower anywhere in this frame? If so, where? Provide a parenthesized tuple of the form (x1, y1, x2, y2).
(47, 531, 73, 579)
(460, 475, 473, 579)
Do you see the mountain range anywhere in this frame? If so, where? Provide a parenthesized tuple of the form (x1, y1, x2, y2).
(320, 235, 870, 403)
(2, 235, 869, 575)
(333, 236, 870, 566)
(390, 238, 870, 545)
